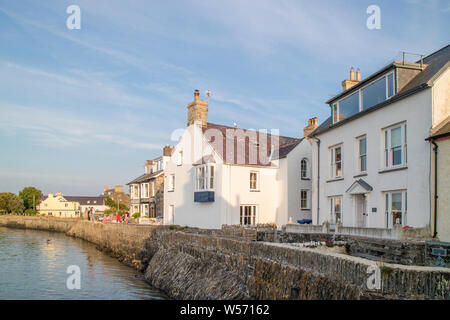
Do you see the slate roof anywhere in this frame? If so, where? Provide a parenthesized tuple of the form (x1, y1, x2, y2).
(202, 122, 302, 166)
(126, 170, 163, 185)
(41, 195, 105, 206)
(312, 44, 450, 137)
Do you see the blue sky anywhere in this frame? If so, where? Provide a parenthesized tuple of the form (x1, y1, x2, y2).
(0, 0, 449, 195)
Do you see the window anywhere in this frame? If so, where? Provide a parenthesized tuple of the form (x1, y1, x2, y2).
(177, 151, 183, 166)
(357, 136, 367, 172)
(133, 185, 139, 198)
(330, 196, 342, 225)
(240, 205, 257, 226)
(332, 72, 395, 124)
(300, 190, 309, 209)
(330, 145, 343, 178)
(151, 181, 156, 197)
(301, 158, 308, 179)
(141, 183, 149, 198)
(338, 92, 359, 120)
(141, 204, 149, 217)
(168, 174, 175, 191)
(195, 165, 214, 190)
(250, 171, 259, 191)
(385, 191, 407, 228)
(383, 123, 407, 168)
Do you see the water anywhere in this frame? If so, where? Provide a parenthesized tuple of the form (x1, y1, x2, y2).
(0, 227, 167, 300)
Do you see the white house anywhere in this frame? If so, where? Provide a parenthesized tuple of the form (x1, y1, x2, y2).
(164, 90, 316, 229)
(310, 44, 450, 234)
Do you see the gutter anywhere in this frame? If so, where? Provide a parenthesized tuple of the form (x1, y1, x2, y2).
(314, 137, 321, 225)
(425, 136, 439, 238)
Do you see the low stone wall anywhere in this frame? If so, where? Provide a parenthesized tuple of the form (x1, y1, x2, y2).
(1, 215, 449, 300)
(285, 223, 328, 234)
(0, 215, 79, 233)
(66, 220, 159, 271)
(143, 229, 450, 300)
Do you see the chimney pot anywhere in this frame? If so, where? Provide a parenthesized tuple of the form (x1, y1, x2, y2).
(194, 89, 200, 100)
(356, 68, 361, 81)
(350, 67, 355, 81)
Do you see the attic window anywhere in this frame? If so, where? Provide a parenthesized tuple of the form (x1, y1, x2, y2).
(332, 71, 395, 124)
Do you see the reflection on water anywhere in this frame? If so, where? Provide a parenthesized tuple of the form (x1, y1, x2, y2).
(0, 227, 167, 300)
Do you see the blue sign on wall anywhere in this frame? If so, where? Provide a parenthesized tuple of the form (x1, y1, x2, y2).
(194, 191, 215, 202)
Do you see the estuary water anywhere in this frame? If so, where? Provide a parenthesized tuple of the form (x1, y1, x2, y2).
(0, 227, 167, 300)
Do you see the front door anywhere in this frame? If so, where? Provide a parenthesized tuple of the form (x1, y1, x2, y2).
(355, 194, 367, 227)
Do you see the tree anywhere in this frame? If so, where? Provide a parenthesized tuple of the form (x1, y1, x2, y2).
(0, 192, 25, 214)
(18, 187, 43, 210)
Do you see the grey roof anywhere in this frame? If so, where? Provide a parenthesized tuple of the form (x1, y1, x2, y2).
(41, 195, 105, 206)
(312, 44, 450, 137)
(429, 114, 450, 139)
(346, 179, 373, 193)
(126, 170, 163, 185)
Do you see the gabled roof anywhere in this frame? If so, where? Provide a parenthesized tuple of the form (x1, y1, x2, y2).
(312, 44, 450, 137)
(346, 179, 373, 194)
(126, 170, 163, 185)
(202, 122, 302, 166)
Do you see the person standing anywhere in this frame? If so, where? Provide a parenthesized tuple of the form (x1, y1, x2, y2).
(91, 207, 95, 222)
(116, 213, 120, 223)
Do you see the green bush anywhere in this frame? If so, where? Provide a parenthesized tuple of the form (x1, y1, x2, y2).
(24, 209, 37, 215)
(132, 212, 140, 219)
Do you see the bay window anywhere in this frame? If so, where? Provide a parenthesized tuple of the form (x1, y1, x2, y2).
(195, 165, 215, 190)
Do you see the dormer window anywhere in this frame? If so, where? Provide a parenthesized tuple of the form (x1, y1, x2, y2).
(332, 71, 395, 124)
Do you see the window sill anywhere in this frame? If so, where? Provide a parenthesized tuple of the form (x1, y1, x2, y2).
(301, 208, 311, 211)
(250, 190, 260, 192)
(301, 178, 311, 181)
(378, 166, 408, 174)
(168, 190, 174, 192)
(326, 177, 344, 183)
(353, 172, 367, 178)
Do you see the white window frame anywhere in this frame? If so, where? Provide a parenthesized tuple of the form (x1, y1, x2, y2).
(329, 144, 343, 179)
(177, 151, 183, 166)
(240, 205, 258, 226)
(300, 190, 310, 210)
(301, 158, 309, 179)
(356, 135, 367, 173)
(141, 183, 149, 198)
(249, 171, 260, 191)
(195, 164, 215, 191)
(168, 174, 175, 192)
(141, 204, 149, 217)
(330, 196, 343, 225)
(384, 190, 407, 228)
(332, 71, 395, 124)
(382, 122, 407, 169)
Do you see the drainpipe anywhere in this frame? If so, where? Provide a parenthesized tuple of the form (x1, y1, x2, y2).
(430, 139, 438, 238)
(314, 137, 321, 225)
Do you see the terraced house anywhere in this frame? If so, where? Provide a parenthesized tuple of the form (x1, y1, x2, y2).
(310, 44, 450, 239)
(163, 90, 316, 229)
(127, 147, 172, 218)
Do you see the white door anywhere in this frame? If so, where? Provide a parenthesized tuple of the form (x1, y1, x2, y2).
(355, 194, 367, 227)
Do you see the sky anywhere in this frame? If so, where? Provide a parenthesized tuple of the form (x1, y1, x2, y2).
(0, 0, 449, 196)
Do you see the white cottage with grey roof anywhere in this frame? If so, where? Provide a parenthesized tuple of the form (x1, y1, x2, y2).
(310, 44, 450, 237)
(163, 90, 317, 229)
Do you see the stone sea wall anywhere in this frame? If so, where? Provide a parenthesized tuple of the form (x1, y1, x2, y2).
(1, 216, 449, 300)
